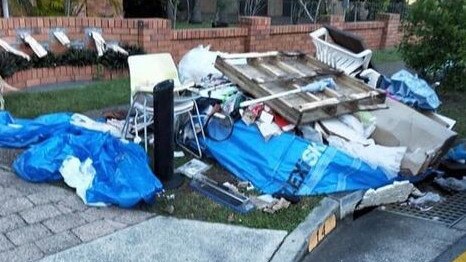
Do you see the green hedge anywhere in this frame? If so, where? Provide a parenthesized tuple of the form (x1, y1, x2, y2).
(0, 45, 145, 78)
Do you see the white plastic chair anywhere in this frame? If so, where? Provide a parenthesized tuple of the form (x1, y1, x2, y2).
(310, 27, 372, 76)
(122, 53, 205, 157)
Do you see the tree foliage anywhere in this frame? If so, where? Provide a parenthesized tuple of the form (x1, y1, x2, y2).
(400, 0, 466, 91)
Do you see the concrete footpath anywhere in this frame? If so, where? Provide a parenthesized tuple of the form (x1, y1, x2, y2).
(40, 216, 287, 262)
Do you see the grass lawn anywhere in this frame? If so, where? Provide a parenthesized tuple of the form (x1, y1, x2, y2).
(439, 91, 466, 137)
(372, 48, 403, 64)
(175, 21, 214, 29)
(4, 79, 129, 118)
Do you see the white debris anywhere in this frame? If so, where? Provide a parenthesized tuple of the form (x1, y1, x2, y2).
(434, 176, 466, 192)
(59, 156, 107, 207)
(53, 31, 71, 47)
(357, 181, 414, 209)
(178, 45, 223, 84)
(408, 192, 443, 211)
(70, 114, 122, 138)
(327, 135, 406, 178)
(21, 33, 48, 58)
(0, 38, 31, 60)
(176, 159, 211, 178)
(222, 182, 239, 193)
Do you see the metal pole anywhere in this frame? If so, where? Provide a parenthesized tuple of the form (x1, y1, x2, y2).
(2, 0, 10, 18)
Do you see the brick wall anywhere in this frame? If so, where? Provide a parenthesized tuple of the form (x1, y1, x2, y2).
(0, 14, 401, 89)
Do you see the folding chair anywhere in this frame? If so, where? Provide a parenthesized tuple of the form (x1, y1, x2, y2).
(122, 53, 205, 158)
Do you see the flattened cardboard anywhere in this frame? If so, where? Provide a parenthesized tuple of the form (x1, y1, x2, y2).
(371, 98, 457, 175)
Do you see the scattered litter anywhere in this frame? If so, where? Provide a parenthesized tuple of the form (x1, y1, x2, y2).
(257, 194, 276, 203)
(165, 204, 175, 214)
(222, 182, 240, 193)
(357, 181, 414, 209)
(434, 177, 466, 192)
(411, 187, 425, 197)
(174, 151, 185, 158)
(176, 159, 211, 179)
(165, 194, 176, 200)
(21, 33, 48, 58)
(190, 177, 254, 214)
(237, 181, 254, 191)
(257, 121, 282, 141)
(408, 192, 443, 211)
(263, 198, 291, 214)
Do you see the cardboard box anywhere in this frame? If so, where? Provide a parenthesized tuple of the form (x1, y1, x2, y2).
(371, 98, 457, 175)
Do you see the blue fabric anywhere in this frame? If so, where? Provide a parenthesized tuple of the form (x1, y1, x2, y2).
(205, 122, 394, 196)
(0, 112, 163, 208)
(381, 70, 441, 110)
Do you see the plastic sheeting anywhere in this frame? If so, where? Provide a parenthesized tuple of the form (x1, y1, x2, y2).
(381, 70, 441, 110)
(447, 142, 466, 164)
(0, 112, 163, 208)
(178, 45, 223, 84)
(205, 122, 395, 196)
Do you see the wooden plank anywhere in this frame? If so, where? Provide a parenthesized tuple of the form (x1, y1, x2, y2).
(215, 52, 386, 124)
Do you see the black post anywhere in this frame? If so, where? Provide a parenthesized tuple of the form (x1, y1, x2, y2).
(153, 80, 184, 189)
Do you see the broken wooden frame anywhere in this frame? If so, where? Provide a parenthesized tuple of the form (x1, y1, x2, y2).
(215, 51, 386, 125)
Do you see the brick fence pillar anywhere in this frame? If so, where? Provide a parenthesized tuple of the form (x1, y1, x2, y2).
(320, 15, 345, 29)
(377, 13, 401, 49)
(239, 16, 271, 52)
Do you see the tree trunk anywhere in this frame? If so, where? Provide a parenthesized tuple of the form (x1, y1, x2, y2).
(2, 0, 10, 18)
(190, 0, 202, 23)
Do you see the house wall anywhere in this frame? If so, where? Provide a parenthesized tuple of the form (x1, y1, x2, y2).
(0, 13, 401, 89)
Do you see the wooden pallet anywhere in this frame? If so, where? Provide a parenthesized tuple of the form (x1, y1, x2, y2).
(215, 51, 386, 125)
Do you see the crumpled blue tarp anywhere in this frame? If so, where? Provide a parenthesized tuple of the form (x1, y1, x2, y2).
(0, 111, 163, 208)
(380, 70, 441, 111)
(205, 122, 395, 196)
(447, 142, 466, 163)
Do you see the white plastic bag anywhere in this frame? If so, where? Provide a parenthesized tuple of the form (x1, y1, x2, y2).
(59, 156, 107, 207)
(178, 45, 223, 84)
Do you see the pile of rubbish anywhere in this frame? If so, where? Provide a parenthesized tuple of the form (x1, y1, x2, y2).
(172, 43, 461, 213)
(0, 30, 463, 214)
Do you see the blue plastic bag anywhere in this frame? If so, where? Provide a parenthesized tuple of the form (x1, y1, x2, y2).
(205, 122, 394, 196)
(381, 70, 441, 111)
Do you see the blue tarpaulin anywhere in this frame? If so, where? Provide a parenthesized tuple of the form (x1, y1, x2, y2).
(0, 111, 163, 208)
(205, 122, 395, 196)
(381, 70, 441, 111)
